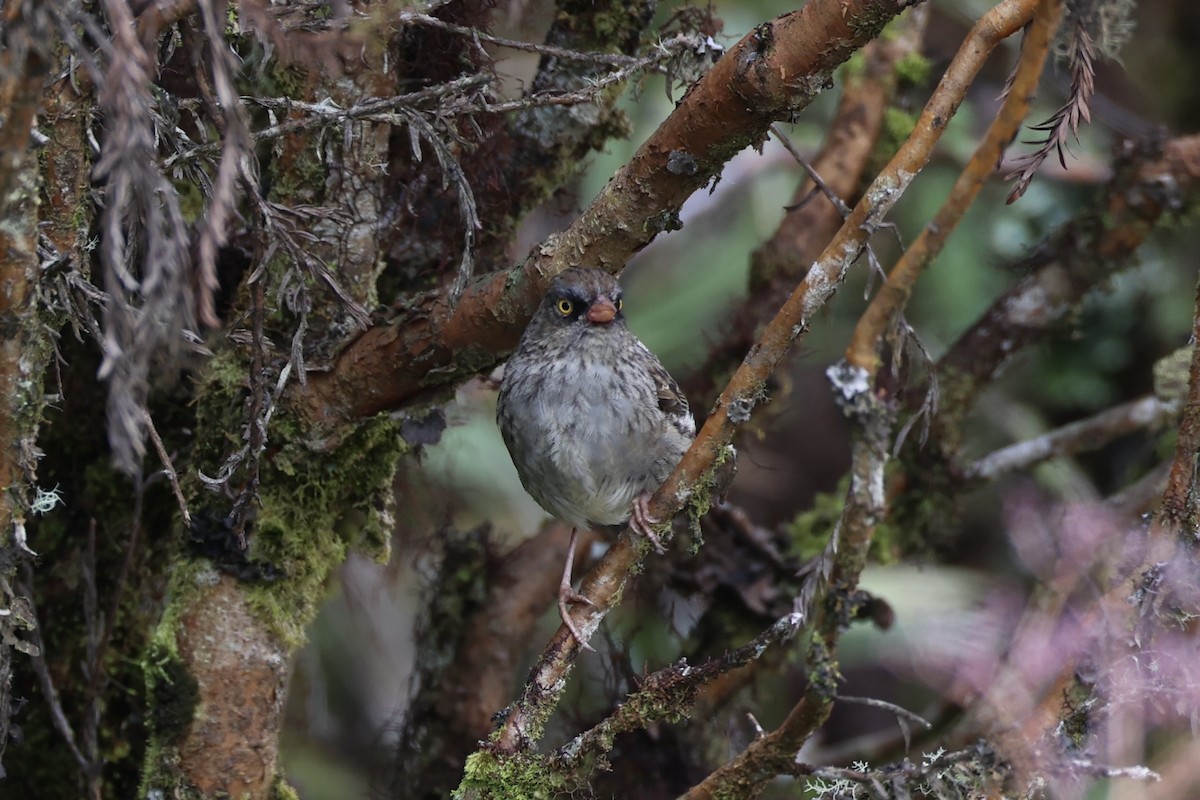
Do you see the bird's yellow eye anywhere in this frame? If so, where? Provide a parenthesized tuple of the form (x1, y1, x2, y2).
(556, 298, 574, 316)
(615, 298, 623, 312)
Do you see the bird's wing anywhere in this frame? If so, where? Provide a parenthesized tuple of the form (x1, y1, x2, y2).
(640, 343, 695, 438)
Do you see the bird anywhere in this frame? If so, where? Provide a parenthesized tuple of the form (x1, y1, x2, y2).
(497, 267, 695, 648)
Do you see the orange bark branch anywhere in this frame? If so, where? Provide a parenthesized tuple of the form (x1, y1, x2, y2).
(174, 575, 289, 797)
(845, 0, 1062, 375)
(687, 9, 930, 406)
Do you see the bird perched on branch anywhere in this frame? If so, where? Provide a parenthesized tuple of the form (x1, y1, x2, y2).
(497, 267, 695, 648)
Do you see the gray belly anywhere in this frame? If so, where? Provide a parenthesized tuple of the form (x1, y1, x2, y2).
(503, 363, 686, 529)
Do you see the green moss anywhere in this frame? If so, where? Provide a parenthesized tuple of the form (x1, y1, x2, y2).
(1058, 675, 1095, 750)
(1154, 345, 1192, 404)
(804, 635, 840, 702)
(271, 775, 303, 800)
(881, 107, 918, 153)
(887, 453, 962, 552)
(894, 52, 932, 87)
(245, 409, 403, 646)
(786, 476, 912, 564)
(175, 177, 206, 224)
(187, 349, 405, 648)
(269, 134, 328, 205)
(685, 444, 736, 552)
(137, 560, 213, 797)
(839, 50, 868, 82)
(863, 107, 921, 186)
(786, 481, 848, 561)
(454, 750, 571, 800)
(145, 640, 200, 745)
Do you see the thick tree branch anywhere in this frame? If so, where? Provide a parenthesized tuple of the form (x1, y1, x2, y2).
(1158, 286, 1200, 536)
(298, 0, 922, 426)
(0, 0, 53, 773)
(173, 574, 289, 797)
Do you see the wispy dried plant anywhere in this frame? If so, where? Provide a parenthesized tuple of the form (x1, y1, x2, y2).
(93, 0, 195, 473)
(1004, 0, 1135, 202)
(1006, 8, 1097, 202)
(192, 0, 255, 328)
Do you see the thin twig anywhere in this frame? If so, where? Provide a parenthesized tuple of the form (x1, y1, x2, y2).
(395, 11, 647, 66)
(967, 395, 1181, 482)
(163, 75, 490, 168)
(1106, 459, 1171, 518)
(19, 566, 90, 775)
(143, 409, 191, 527)
(163, 33, 704, 170)
(838, 694, 933, 730)
(769, 123, 853, 218)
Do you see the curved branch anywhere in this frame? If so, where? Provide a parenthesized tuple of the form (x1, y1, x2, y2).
(298, 0, 921, 426)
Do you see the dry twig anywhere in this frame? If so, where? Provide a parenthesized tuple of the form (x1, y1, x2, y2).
(967, 395, 1181, 482)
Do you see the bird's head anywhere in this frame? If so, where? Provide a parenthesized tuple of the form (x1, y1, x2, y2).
(533, 268, 626, 337)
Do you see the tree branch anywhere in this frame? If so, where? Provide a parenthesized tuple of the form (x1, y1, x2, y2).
(1157, 284, 1200, 536)
(967, 395, 1180, 482)
(685, 8, 930, 407)
(484, 0, 1042, 762)
(933, 134, 1200, 446)
(845, 0, 1061, 375)
(298, 0, 922, 426)
(0, 0, 53, 772)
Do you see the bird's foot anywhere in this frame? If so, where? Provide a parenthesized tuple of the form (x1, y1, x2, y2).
(630, 493, 667, 554)
(558, 582, 596, 652)
(559, 527, 596, 651)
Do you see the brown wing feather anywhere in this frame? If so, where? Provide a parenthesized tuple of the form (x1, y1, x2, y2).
(649, 358, 695, 438)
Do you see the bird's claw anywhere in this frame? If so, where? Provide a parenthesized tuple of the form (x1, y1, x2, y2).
(630, 493, 667, 554)
(558, 583, 596, 652)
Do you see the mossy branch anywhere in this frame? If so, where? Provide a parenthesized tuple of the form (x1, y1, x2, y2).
(297, 0, 921, 427)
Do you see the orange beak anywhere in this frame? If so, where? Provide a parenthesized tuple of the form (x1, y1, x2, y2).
(586, 296, 617, 324)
